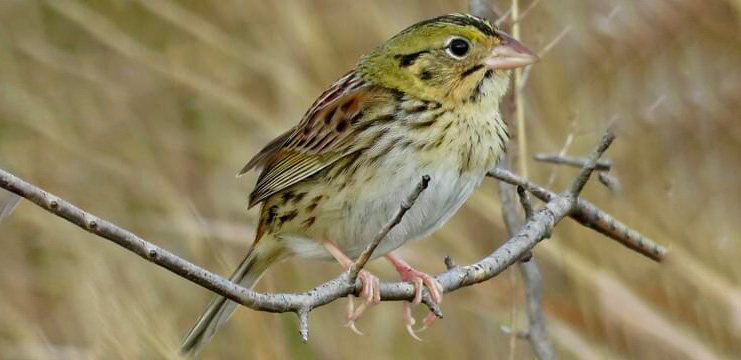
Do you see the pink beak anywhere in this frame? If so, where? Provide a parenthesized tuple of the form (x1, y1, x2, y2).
(485, 31, 540, 70)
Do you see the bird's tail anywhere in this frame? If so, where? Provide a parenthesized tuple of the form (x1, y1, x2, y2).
(0, 189, 20, 224)
(181, 240, 279, 356)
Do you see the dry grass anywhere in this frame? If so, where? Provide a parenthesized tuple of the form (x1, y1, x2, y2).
(1, 0, 740, 359)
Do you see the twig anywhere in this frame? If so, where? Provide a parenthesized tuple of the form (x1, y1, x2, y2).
(598, 172, 622, 194)
(488, 168, 668, 262)
(569, 131, 615, 195)
(534, 153, 612, 171)
(517, 185, 535, 221)
(349, 175, 430, 280)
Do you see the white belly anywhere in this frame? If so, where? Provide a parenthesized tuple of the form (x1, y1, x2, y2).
(343, 167, 483, 259)
(281, 156, 485, 261)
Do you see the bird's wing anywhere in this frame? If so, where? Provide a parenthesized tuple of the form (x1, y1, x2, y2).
(240, 71, 381, 208)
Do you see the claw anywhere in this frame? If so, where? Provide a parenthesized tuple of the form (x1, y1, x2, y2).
(417, 312, 438, 332)
(403, 302, 423, 341)
(343, 269, 380, 334)
(386, 253, 445, 338)
(346, 319, 365, 336)
(324, 241, 381, 335)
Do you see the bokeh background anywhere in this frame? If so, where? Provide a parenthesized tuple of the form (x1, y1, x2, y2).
(1, 0, 740, 359)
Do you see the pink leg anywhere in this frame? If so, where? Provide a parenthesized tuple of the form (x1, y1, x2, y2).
(386, 252, 444, 339)
(324, 241, 380, 335)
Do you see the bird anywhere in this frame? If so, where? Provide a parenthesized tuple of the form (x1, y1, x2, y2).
(181, 13, 538, 355)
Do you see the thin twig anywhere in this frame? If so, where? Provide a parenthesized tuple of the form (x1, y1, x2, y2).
(517, 185, 535, 221)
(569, 131, 615, 195)
(598, 172, 622, 194)
(534, 153, 613, 171)
(349, 175, 430, 280)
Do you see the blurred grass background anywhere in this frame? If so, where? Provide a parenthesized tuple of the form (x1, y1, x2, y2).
(0, 0, 740, 359)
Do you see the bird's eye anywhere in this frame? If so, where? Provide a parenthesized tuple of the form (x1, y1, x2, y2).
(446, 38, 471, 59)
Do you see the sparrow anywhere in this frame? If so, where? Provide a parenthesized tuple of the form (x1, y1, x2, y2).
(182, 13, 538, 355)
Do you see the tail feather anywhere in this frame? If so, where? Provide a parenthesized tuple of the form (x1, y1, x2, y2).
(0, 189, 20, 224)
(181, 247, 273, 356)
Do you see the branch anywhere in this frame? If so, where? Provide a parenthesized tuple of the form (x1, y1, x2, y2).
(0, 130, 616, 342)
(534, 153, 612, 171)
(488, 168, 668, 262)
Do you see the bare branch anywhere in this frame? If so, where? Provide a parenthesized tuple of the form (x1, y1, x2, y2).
(349, 175, 430, 280)
(488, 168, 668, 262)
(534, 153, 612, 171)
(0, 137, 603, 341)
(0, 128, 647, 345)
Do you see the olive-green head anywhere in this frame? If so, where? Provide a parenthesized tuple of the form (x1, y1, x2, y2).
(358, 13, 538, 104)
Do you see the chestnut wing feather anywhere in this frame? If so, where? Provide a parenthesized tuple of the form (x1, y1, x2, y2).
(241, 71, 373, 207)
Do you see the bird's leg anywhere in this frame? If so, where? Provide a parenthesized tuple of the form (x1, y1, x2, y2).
(385, 252, 444, 339)
(324, 241, 380, 335)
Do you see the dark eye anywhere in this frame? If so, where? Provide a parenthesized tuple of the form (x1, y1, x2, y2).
(446, 38, 471, 59)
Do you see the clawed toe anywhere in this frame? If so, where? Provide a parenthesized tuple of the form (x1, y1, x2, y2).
(403, 302, 423, 341)
(385, 253, 444, 339)
(345, 270, 380, 335)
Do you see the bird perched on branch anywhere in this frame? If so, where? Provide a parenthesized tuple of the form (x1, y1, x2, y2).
(182, 13, 537, 355)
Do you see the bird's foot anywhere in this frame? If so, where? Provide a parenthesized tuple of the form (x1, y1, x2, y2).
(386, 253, 443, 340)
(323, 241, 381, 335)
(345, 269, 380, 335)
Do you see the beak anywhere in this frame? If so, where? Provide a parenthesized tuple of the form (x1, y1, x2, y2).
(485, 31, 540, 70)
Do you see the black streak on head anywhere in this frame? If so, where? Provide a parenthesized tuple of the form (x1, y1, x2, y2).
(412, 14, 496, 37)
(395, 51, 428, 67)
(461, 64, 485, 79)
(469, 69, 494, 103)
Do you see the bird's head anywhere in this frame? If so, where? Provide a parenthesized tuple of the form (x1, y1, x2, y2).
(358, 14, 538, 105)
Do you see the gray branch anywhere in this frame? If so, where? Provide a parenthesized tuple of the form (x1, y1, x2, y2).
(0, 130, 634, 343)
(488, 167, 667, 262)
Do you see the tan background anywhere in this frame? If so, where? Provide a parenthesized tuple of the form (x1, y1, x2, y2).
(0, 0, 740, 359)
